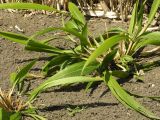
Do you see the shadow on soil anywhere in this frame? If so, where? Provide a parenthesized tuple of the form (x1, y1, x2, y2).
(39, 102, 118, 112)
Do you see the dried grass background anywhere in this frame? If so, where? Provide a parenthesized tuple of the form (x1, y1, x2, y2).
(0, 0, 154, 20)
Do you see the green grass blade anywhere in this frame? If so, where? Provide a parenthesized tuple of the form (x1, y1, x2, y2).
(68, 2, 85, 25)
(42, 55, 71, 74)
(135, 32, 160, 50)
(30, 27, 59, 40)
(29, 61, 99, 102)
(128, 0, 139, 34)
(83, 35, 126, 72)
(25, 40, 72, 54)
(99, 49, 117, 73)
(12, 60, 36, 86)
(81, 23, 90, 47)
(104, 73, 160, 119)
(30, 27, 83, 42)
(0, 31, 28, 44)
(46, 61, 99, 82)
(148, 0, 160, 27)
(29, 76, 102, 103)
(65, 20, 79, 30)
(43, 76, 102, 90)
(0, 3, 56, 11)
(137, 1, 145, 34)
(140, 0, 160, 34)
(126, 90, 160, 100)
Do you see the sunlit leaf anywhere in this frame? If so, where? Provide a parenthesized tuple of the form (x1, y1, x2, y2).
(83, 35, 126, 71)
(0, 31, 28, 44)
(135, 32, 160, 50)
(128, 0, 139, 34)
(104, 72, 160, 120)
(0, 3, 56, 11)
(29, 61, 99, 102)
(68, 2, 85, 24)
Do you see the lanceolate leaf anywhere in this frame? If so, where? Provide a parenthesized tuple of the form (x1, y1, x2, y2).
(29, 61, 99, 102)
(81, 23, 90, 47)
(135, 32, 160, 50)
(0, 31, 28, 45)
(140, 0, 160, 34)
(83, 35, 126, 71)
(29, 27, 60, 40)
(128, 0, 139, 34)
(65, 20, 79, 30)
(11, 60, 36, 86)
(104, 72, 160, 120)
(99, 49, 117, 73)
(30, 27, 83, 42)
(147, 0, 160, 27)
(68, 2, 85, 25)
(29, 76, 101, 102)
(42, 55, 71, 73)
(25, 40, 72, 54)
(0, 3, 56, 11)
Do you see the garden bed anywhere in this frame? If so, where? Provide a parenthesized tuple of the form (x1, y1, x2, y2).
(0, 10, 160, 120)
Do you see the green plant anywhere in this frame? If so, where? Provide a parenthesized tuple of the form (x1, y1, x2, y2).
(0, 60, 48, 120)
(0, 1, 160, 119)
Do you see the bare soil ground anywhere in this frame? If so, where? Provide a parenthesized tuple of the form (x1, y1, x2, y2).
(0, 10, 160, 120)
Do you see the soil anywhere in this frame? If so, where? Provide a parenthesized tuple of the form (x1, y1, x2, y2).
(0, 10, 160, 120)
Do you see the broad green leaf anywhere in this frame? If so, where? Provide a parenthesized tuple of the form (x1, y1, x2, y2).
(104, 72, 160, 119)
(83, 35, 126, 71)
(29, 76, 102, 102)
(29, 61, 99, 102)
(65, 20, 79, 30)
(0, 3, 56, 11)
(135, 32, 160, 50)
(128, 0, 139, 34)
(68, 2, 85, 24)
(0, 31, 28, 44)
(43, 76, 102, 90)
(62, 27, 83, 40)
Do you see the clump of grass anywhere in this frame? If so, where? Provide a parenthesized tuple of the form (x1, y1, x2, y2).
(0, 1, 160, 120)
(0, 88, 26, 112)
